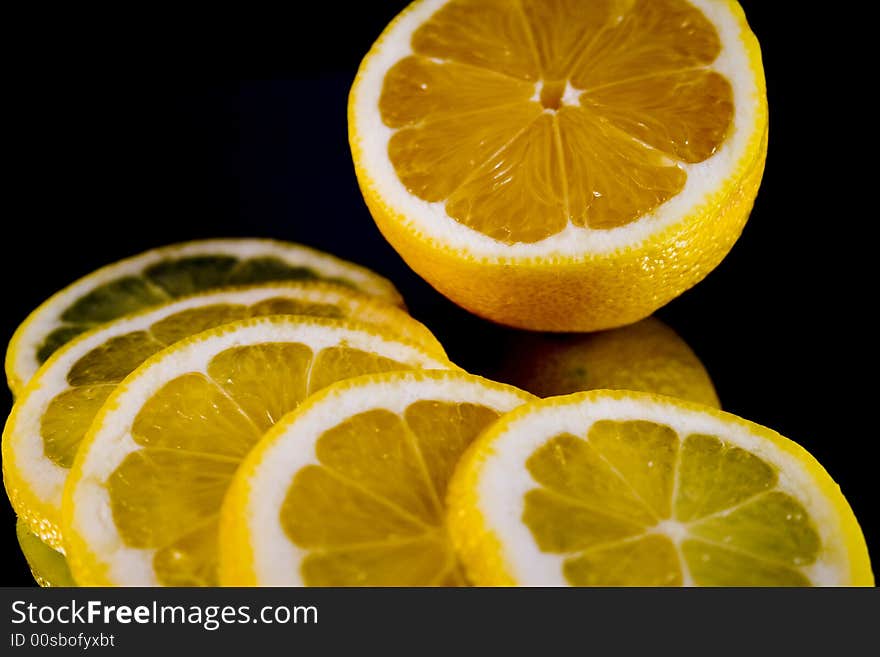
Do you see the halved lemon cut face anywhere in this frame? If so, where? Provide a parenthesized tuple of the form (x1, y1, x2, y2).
(2, 283, 442, 550)
(61, 317, 452, 586)
(382, 0, 730, 242)
(350, 0, 767, 331)
(355, 0, 756, 247)
(447, 391, 873, 586)
(220, 371, 533, 586)
(6, 238, 403, 395)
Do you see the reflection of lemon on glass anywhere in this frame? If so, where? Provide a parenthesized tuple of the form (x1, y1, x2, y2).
(496, 317, 719, 408)
(16, 518, 75, 587)
(350, 0, 768, 331)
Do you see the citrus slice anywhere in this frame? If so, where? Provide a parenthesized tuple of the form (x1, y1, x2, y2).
(219, 370, 533, 586)
(350, 0, 768, 331)
(496, 317, 719, 407)
(447, 391, 873, 586)
(16, 518, 76, 587)
(61, 316, 453, 586)
(3, 283, 443, 550)
(6, 238, 404, 395)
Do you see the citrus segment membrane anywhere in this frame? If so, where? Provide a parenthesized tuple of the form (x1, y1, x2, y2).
(3, 283, 441, 550)
(524, 422, 818, 585)
(284, 403, 495, 586)
(447, 392, 873, 586)
(62, 317, 452, 586)
(6, 239, 403, 395)
(219, 371, 533, 586)
(379, 0, 733, 242)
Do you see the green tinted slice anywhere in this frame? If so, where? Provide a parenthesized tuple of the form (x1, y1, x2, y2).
(67, 331, 165, 386)
(226, 257, 320, 285)
(682, 539, 811, 586)
(144, 256, 239, 297)
(41, 384, 115, 468)
(60, 276, 169, 324)
(37, 325, 91, 365)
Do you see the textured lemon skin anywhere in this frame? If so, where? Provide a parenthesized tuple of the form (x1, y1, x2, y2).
(497, 317, 720, 408)
(446, 390, 874, 587)
(349, 0, 768, 331)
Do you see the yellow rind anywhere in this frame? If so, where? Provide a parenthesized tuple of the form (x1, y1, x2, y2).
(446, 390, 874, 587)
(349, 0, 769, 331)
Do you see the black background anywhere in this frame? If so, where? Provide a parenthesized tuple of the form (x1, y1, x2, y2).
(3, 1, 875, 585)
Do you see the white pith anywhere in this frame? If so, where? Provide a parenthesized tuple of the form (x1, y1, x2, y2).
(231, 371, 531, 586)
(3, 282, 443, 547)
(63, 317, 451, 586)
(351, 0, 760, 261)
(472, 395, 852, 586)
(7, 238, 404, 393)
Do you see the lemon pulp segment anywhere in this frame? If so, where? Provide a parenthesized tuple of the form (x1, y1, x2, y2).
(524, 420, 820, 585)
(38, 292, 435, 473)
(282, 401, 502, 585)
(101, 340, 424, 586)
(380, 0, 732, 243)
(36, 256, 363, 367)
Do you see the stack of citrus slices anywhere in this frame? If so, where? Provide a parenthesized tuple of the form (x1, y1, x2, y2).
(2, 0, 874, 587)
(2, 237, 872, 587)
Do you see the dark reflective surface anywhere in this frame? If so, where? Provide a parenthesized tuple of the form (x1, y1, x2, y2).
(3, 1, 875, 584)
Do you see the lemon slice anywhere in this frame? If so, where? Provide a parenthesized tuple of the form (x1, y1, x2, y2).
(6, 238, 403, 395)
(350, 0, 767, 330)
(496, 317, 719, 407)
(447, 391, 873, 586)
(219, 370, 533, 586)
(61, 316, 452, 586)
(16, 518, 76, 587)
(3, 282, 443, 550)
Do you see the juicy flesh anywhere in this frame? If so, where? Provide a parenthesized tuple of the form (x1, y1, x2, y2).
(40, 299, 346, 470)
(379, 0, 733, 243)
(282, 402, 502, 585)
(106, 343, 417, 586)
(37, 254, 355, 365)
(524, 421, 822, 586)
